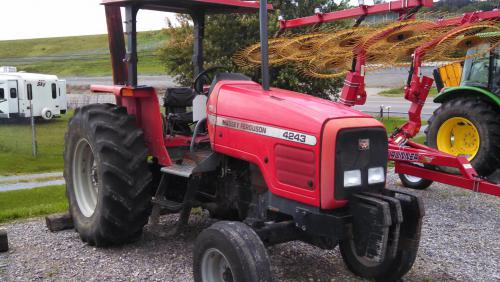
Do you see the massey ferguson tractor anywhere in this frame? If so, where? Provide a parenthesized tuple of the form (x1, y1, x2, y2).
(63, 1, 424, 281)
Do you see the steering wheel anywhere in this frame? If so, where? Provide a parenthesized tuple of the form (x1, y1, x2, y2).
(193, 66, 229, 94)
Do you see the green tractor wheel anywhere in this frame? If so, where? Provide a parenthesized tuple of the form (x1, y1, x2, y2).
(426, 97, 500, 176)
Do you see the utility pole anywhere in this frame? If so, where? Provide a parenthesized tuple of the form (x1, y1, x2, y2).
(27, 84, 37, 157)
(30, 100, 37, 157)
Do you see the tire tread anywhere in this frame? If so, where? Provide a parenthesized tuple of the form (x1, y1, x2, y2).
(64, 104, 152, 247)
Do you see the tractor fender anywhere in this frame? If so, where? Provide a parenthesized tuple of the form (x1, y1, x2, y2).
(434, 86, 500, 107)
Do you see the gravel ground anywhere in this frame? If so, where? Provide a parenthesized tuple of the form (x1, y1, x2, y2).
(1, 173, 499, 282)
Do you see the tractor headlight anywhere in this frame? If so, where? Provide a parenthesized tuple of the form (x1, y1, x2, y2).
(344, 170, 361, 187)
(368, 167, 385, 184)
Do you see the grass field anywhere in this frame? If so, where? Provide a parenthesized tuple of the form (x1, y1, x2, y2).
(379, 117, 427, 144)
(0, 30, 168, 77)
(15, 55, 166, 77)
(0, 185, 67, 223)
(378, 87, 439, 97)
(0, 111, 72, 175)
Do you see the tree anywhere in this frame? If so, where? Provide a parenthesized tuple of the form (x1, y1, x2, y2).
(159, 0, 349, 100)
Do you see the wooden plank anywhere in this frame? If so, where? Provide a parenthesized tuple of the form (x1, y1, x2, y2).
(0, 229, 8, 252)
(45, 213, 74, 232)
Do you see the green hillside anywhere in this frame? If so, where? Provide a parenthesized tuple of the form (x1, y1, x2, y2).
(0, 30, 168, 77)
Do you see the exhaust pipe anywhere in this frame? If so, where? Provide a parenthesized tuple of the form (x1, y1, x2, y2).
(259, 0, 270, 91)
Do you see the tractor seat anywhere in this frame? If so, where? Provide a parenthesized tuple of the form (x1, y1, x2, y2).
(163, 88, 196, 133)
(164, 87, 196, 108)
(170, 111, 193, 121)
(208, 73, 251, 96)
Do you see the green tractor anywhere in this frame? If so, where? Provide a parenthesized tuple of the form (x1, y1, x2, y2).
(427, 41, 500, 178)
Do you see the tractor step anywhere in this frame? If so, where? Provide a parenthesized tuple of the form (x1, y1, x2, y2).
(160, 149, 219, 178)
(151, 150, 219, 228)
(161, 159, 197, 178)
(151, 198, 183, 212)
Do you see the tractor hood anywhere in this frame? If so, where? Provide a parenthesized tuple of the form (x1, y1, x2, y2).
(214, 81, 375, 136)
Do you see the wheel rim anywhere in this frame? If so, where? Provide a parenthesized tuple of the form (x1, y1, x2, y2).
(72, 138, 99, 217)
(201, 248, 235, 282)
(403, 174, 422, 183)
(436, 117, 480, 161)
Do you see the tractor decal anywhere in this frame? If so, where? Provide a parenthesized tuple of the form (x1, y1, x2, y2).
(389, 151, 419, 162)
(215, 116, 317, 146)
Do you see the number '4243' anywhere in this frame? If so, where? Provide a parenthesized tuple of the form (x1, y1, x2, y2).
(282, 131, 306, 143)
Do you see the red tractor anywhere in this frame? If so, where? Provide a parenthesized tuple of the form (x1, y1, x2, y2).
(63, 1, 424, 281)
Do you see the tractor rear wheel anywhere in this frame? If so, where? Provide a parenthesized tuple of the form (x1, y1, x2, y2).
(64, 104, 152, 246)
(193, 221, 271, 282)
(426, 97, 500, 176)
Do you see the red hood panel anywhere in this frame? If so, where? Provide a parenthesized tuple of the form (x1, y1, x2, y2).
(215, 81, 372, 134)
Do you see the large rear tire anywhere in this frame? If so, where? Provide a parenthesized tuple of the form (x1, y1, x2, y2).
(193, 221, 272, 282)
(426, 97, 500, 176)
(64, 104, 152, 246)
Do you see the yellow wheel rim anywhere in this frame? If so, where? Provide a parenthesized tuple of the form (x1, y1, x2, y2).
(436, 117, 480, 161)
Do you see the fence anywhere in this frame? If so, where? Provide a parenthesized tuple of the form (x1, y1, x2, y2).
(0, 113, 69, 175)
(67, 93, 117, 109)
(0, 117, 38, 156)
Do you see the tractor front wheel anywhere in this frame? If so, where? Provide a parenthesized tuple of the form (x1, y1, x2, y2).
(193, 221, 272, 282)
(64, 104, 152, 246)
(426, 97, 500, 176)
(339, 228, 419, 282)
(339, 190, 423, 282)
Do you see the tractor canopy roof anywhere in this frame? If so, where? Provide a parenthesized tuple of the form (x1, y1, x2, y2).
(101, 0, 271, 14)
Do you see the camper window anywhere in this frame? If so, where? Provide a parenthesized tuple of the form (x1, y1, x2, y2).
(10, 88, 17, 99)
(27, 84, 32, 100)
(0, 89, 4, 99)
(51, 83, 57, 99)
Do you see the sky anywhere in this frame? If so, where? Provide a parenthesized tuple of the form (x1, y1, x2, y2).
(0, 0, 439, 41)
(0, 0, 175, 40)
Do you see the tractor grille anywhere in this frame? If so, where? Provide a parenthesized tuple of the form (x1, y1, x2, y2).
(334, 127, 388, 200)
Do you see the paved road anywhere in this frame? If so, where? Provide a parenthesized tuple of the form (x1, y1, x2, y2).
(354, 91, 439, 118)
(0, 180, 65, 192)
(0, 172, 64, 192)
(63, 75, 177, 89)
(358, 67, 439, 117)
(364, 66, 434, 88)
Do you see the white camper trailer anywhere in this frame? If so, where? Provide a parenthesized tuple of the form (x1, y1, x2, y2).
(0, 67, 67, 120)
